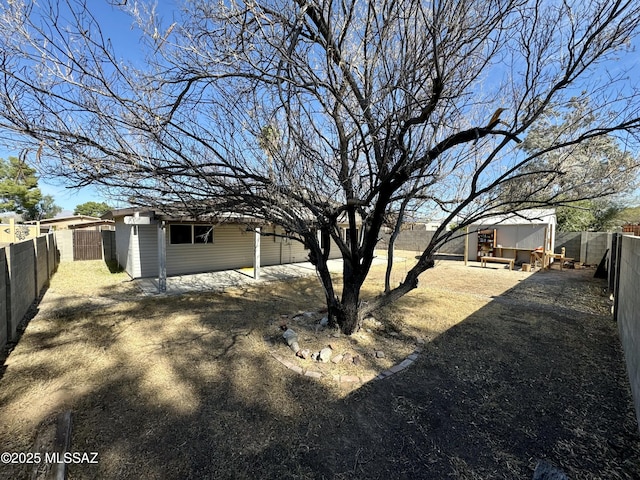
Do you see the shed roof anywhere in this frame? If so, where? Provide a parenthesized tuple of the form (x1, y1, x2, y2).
(472, 209, 556, 226)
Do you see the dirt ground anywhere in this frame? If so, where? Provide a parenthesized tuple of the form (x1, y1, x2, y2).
(1, 256, 639, 479)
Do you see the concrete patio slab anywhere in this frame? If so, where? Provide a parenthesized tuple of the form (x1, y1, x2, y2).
(133, 257, 390, 295)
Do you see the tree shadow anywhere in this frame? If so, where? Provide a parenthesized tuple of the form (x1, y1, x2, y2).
(0, 267, 638, 479)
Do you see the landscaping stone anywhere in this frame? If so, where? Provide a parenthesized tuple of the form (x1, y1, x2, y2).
(388, 331, 399, 337)
(320, 316, 329, 327)
(342, 352, 353, 364)
(352, 355, 361, 366)
(363, 316, 382, 328)
(532, 460, 568, 480)
(331, 354, 344, 364)
(399, 359, 414, 368)
(297, 349, 310, 359)
(282, 328, 300, 353)
(389, 364, 405, 374)
(375, 350, 385, 358)
(319, 347, 332, 363)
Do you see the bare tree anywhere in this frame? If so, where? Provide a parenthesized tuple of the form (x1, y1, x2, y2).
(0, 0, 639, 333)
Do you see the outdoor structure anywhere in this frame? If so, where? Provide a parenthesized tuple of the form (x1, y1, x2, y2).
(465, 209, 558, 268)
(623, 224, 640, 236)
(104, 208, 346, 290)
(28, 215, 114, 232)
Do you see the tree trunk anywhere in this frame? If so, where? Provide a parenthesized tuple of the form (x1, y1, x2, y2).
(384, 243, 395, 293)
(336, 279, 362, 335)
(385, 196, 410, 293)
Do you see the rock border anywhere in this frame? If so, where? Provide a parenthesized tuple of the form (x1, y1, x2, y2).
(270, 345, 423, 386)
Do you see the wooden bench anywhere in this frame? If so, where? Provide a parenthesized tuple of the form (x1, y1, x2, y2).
(480, 256, 515, 271)
(549, 256, 575, 270)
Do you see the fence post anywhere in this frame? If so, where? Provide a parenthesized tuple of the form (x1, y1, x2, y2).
(579, 232, 588, 264)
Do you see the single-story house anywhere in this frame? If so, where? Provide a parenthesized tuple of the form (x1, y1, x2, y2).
(465, 209, 557, 265)
(104, 208, 349, 288)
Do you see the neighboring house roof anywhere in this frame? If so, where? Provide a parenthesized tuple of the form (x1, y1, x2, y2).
(27, 215, 101, 225)
(25, 215, 114, 230)
(67, 220, 115, 229)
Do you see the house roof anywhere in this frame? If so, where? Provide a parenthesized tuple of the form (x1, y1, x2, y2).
(104, 206, 360, 227)
(103, 207, 266, 225)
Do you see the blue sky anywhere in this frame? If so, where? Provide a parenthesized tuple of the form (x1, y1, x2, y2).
(0, 146, 106, 212)
(1, 0, 179, 213)
(1, 1, 639, 213)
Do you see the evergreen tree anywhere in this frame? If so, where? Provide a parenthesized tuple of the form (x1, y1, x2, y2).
(0, 156, 42, 214)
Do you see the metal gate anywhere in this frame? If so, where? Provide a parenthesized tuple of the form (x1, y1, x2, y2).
(73, 230, 103, 261)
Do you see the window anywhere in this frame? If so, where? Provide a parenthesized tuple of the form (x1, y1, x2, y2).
(169, 224, 214, 244)
(194, 225, 213, 244)
(170, 225, 193, 244)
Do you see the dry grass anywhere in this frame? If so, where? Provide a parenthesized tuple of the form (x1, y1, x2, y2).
(0, 255, 638, 479)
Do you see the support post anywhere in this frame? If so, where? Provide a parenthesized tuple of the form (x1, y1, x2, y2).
(158, 221, 167, 293)
(464, 226, 469, 266)
(254, 227, 261, 280)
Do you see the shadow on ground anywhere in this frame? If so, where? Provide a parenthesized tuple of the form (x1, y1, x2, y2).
(0, 265, 639, 479)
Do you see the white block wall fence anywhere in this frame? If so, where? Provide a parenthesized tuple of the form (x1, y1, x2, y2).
(615, 235, 640, 431)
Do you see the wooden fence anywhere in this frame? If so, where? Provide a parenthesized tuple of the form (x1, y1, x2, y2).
(73, 230, 104, 261)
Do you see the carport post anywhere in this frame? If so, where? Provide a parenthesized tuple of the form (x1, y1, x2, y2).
(464, 226, 469, 266)
(254, 227, 261, 280)
(158, 221, 167, 292)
